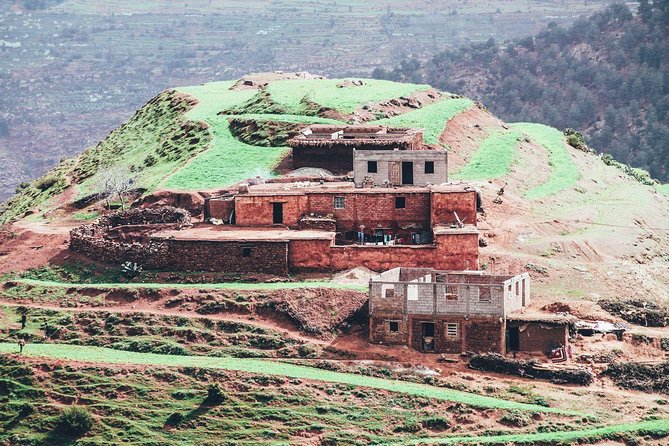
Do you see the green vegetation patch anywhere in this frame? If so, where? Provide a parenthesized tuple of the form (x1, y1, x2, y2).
(515, 123, 580, 200)
(266, 78, 431, 114)
(0, 343, 574, 414)
(372, 97, 473, 145)
(453, 129, 523, 179)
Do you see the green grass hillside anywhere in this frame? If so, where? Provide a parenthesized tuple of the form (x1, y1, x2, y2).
(2, 74, 662, 225)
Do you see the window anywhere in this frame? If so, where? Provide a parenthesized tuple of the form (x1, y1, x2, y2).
(241, 246, 252, 258)
(389, 321, 399, 333)
(395, 196, 406, 209)
(479, 288, 491, 302)
(425, 161, 434, 174)
(446, 323, 459, 337)
(382, 284, 395, 299)
(407, 284, 418, 301)
(367, 161, 378, 173)
(334, 196, 345, 209)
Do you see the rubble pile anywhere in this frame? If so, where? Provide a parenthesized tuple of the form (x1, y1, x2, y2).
(599, 298, 669, 327)
(469, 353, 594, 386)
(604, 361, 669, 394)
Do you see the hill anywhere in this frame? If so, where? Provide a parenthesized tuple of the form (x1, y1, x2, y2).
(0, 0, 617, 201)
(1, 72, 668, 303)
(1, 73, 669, 444)
(373, 2, 669, 183)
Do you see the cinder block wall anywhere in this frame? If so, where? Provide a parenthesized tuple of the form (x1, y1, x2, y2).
(353, 150, 448, 187)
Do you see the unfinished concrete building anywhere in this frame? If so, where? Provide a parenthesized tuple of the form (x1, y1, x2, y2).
(368, 267, 568, 355)
(287, 125, 426, 173)
(353, 149, 448, 187)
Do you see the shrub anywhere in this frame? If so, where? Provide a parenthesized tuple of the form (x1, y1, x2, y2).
(54, 407, 94, 437)
(34, 175, 60, 191)
(165, 412, 184, 426)
(204, 383, 226, 405)
(500, 410, 531, 427)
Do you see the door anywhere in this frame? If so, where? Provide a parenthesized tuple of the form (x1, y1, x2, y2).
(421, 322, 435, 352)
(389, 161, 401, 185)
(272, 202, 284, 225)
(506, 326, 520, 352)
(401, 161, 414, 185)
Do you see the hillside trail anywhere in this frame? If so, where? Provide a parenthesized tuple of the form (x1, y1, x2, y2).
(0, 297, 328, 346)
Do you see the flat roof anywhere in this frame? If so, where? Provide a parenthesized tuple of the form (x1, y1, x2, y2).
(235, 181, 475, 197)
(152, 225, 335, 242)
(507, 309, 577, 325)
(433, 224, 479, 235)
(288, 125, 422, 146)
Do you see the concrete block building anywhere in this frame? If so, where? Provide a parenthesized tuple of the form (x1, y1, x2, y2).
(353, 149, 448, 187)
(368, 267, 568, 354)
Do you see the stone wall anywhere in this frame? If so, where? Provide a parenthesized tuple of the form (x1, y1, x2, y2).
(101, 206, 190, 227)
(298, 216, 337, 232)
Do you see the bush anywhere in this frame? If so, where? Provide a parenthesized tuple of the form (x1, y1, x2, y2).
(204, 383, 226, 405)
(165, 412, 184, 426)
(33, 175, 60, 191)
(54, 407, 94, 437)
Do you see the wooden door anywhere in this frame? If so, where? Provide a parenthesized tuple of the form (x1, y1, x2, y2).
(389, 162, 401, 185)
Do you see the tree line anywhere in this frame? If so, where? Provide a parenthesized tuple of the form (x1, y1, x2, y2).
(373, 1, 669, 182)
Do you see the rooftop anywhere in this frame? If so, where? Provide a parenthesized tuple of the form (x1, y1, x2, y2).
(238, 181, 475, 196)
(152, 225, 335, 242)
(288, 125, 422, 147)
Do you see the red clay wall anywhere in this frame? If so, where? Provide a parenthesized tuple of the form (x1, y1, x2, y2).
(430, 191, 477, 227)
(288, 232, 478, 272)
(234, 194, 309, 228)
(308, 191, 431, 233)
(371, 314, 505, 354)
(206, 199, 234, 222)
(510, 322, 569, 353)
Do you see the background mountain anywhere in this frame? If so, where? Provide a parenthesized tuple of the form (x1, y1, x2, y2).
(0, 0, 616, 201)
(373, 1, 669, 182)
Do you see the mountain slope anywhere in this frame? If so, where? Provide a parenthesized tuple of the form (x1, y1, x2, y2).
(0, 73, 667, 305)
(374, 2, 669, 183)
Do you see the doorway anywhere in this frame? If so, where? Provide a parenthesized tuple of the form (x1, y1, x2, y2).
(272, 202, 284, 225)
(506, 326, 520, 352)
(421, 322, 435, 352)
(401, 161, 414, 185)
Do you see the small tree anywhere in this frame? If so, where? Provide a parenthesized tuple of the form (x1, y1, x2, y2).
(204, 383, 226, 405)
(96, 166, 134, 210)
(54, 406, 94, 437)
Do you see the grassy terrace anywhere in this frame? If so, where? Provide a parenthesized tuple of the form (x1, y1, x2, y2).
(13, 278, 367, 292)
(372, 97, 473, 145)
(452, 128, 523, 180)
(0, 343, 570, 414)
(515, 123, 580, 200)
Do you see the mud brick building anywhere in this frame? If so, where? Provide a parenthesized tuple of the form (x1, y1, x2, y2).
(367, 267, 571, 355)
(287, 125, 426, 173)
(199, 181, 480, 272)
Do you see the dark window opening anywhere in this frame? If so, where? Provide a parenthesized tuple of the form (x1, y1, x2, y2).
(272, 202, 284, 225)
(334, 196, 345, 209)
(401, 161, 414, 185)
(242, 247, 252, 258)
(389, 321, 399, 333)
(367, 161, 378, 173)
(395, 196, 406, 209)
(425, 161, 434, 174)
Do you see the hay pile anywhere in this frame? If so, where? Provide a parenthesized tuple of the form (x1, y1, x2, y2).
(604, 361, 669, 394)
(469, 353, 594, 386)
(599, 298, 669, 327)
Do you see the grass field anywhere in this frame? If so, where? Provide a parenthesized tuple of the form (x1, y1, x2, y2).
(372, 97, 473, 145)
(515, 123, 580, 200)
(267, 79, 430, 114)
(452, 129, 522, 179)
(0, 343, 572, 413)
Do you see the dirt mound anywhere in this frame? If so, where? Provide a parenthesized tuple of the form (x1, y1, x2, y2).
(469, 353, 594, 385)
(542, 302, 572, 313)
(262, 288, 367, 337)
(331, 267, 377, 285)
(599, 299, 669, 327)
(352, 88, 443, 122)
(604, 361, 669, 394)
(0, 225, 70, 274)
(136, 191, 204, 217)
(230, 72, 324, 90)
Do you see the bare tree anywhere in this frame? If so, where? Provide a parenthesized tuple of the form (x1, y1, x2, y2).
(95, 166, 134, 210)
